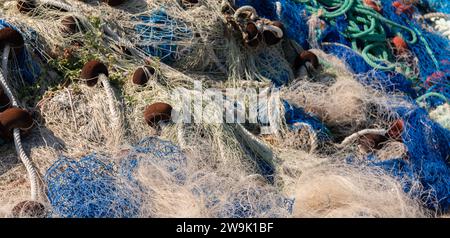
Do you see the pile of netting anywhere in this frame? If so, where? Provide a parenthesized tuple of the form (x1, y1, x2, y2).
(0, 0, 448, 218)
(234, 0, 450, 213)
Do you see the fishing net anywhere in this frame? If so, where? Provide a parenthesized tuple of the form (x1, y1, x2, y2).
(285, 155, 427, 218)
(133, 9, 194, 63)
(44, 136, 293, 218)
(378, 1, 450, 86)
(370, 100, 450, 213)
(45, 137, 187, 218)
(45, 155, 141, 218)
(38, 84, 125, 152)
(0, 20, 41, 90)
(1, 0, 449, 218)
(235, 0, 310, 48)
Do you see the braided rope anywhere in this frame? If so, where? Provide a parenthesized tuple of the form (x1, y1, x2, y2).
(98, 74, 123, 135)
(1, 45, 39, 201)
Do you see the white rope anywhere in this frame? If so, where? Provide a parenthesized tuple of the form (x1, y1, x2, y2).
(1, 46, 18, 106)
(98, 73, 122, 132)
(1, 45, 39, 201)
(423, 12, 449, 20)
(337, 128, 387, 148)
(432, 17, 450, 38)
(276, 1, 282, 19)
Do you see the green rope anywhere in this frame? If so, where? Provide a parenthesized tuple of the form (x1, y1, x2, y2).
(291, 0, 418, 71)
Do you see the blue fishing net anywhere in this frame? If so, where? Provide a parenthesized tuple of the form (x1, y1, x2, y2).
(134, 9, 193, 63)
(218, 187, 294, 218)
(321, 43, 418, 97)
(45, 154, 141, 218)
(45, 137, 187, 218)
(235, 0, 310, 48)
(120, 137, 188, 185)
(370, 102, 450, 212)
(0, 20, 40, 84)
(379, 1, 450, 85)
(255, 50, 293, 86)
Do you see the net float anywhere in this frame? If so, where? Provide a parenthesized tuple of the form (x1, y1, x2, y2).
(244, 21, 261, 47)
(392, 35, 408, 55)
(0, 27, 24, 49)
(0, 107, 33, 140)
(132, 66, 156, 86)
(387, 119, 404, 141)
(363, 0, 382, 12)
(80, 60, 109, 87)
(11, 200, 46, 218)
(293, 50, 320, 71)
(262, 21, 284, 46)
(144, 102, 173, 127)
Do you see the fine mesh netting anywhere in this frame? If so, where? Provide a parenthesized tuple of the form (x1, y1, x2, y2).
(45, 137, 186, 218)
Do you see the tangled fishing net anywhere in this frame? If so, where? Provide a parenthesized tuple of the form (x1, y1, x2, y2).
(0, 0, 449, 218)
